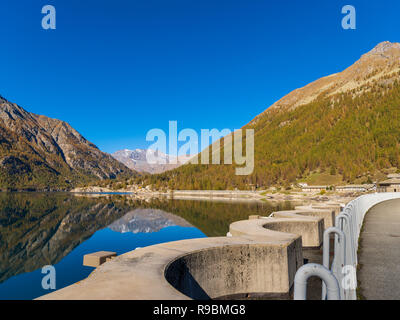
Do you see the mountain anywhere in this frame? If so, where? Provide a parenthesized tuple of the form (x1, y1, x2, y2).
(253, 41, 400, 118)
(145, 41, 400, 189)
(112, 149, 191, 174)
(0, 96, 134, 190)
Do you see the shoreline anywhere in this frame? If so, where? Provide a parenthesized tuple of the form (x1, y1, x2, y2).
(0, 187, 357, 204)
(69, 186, 356, 204)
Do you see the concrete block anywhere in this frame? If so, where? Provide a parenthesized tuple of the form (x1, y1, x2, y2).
(311, 204, 341, 216)
(83, 251, 117, 267)
(294, 206, 336, 228)
(230, 216, 323, 248)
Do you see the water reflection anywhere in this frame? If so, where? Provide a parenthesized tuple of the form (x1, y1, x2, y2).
(108, 208, 193, 234)
(0, 193, 294, 299)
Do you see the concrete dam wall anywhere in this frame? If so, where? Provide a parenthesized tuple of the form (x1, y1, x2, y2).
(37, 203, 342, 300)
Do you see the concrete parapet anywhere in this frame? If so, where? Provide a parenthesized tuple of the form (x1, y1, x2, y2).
(311, 203, 342, 216)
(230, 216, 323, 248)
(37, 236, 303, 300)
(290, 207, 336, 228)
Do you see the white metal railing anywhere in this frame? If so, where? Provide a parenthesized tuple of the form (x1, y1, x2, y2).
(294, 192, 400, 300)
(294, 264, 340, 300)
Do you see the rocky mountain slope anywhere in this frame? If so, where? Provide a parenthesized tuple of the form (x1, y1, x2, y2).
(0, 96, 134, 190)
(112, 149, 190, 174)
(252, 41, 400, 119)
(145, 41, 400, 189)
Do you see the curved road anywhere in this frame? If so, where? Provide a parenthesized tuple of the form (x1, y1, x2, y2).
(358, 198, 400, 300)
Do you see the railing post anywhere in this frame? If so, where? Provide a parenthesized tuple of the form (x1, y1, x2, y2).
(322, 227, 346, 299)
(340, 211, 357, 265)
(336, 213, 357, 267)
(294, 264, 340, 300)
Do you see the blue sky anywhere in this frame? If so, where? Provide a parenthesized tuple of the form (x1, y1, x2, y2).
(0, 0, 399, 153)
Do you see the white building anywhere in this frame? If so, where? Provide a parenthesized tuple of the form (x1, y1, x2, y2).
(301, 185, 328, 192)
(335, 184, 375, 193)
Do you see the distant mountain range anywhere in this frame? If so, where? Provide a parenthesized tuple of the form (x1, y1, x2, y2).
(0, 97, 134, 190)
(147, 41, 400, 189)
(112, 149, 191, 174)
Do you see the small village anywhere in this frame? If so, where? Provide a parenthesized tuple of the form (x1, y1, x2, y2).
(298, 173, 400, 194)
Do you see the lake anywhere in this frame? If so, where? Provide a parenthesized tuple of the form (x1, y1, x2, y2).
(0, 193, 294, 300)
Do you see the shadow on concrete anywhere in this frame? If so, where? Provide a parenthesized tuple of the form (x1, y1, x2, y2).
(165, 259, 211, 300)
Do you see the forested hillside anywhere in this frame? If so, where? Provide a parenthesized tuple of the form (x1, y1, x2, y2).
(140, 42, 400, 190)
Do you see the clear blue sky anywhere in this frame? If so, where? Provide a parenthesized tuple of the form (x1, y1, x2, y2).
(0, 0, 399, 153)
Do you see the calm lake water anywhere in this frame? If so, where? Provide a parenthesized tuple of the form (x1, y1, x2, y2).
(0, 193, 294, 300)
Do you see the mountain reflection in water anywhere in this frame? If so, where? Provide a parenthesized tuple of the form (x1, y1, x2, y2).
(0, 193, 293, 299)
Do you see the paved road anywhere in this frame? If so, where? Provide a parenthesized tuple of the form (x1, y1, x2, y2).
(358, 198, 400, 300)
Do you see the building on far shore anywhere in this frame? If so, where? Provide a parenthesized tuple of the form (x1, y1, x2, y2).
(335, 184, 375, 193)
(299, 183, 375, 193)
(377, 178, 400, 193)
(387, 173, 400, 179)
(300, 185, 329, 192)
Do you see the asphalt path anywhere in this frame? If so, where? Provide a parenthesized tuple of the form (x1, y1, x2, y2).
(358, 198, 400, 300)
